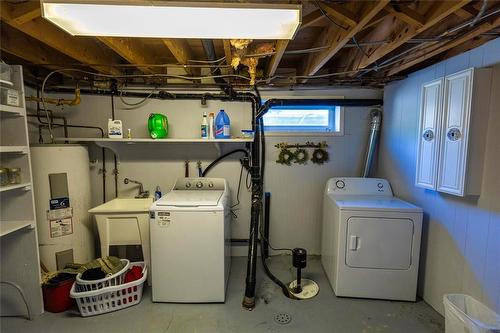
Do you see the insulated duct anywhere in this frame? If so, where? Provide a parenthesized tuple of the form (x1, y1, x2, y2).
(201, 40, 233, 96)
(362, 109, 382, 177)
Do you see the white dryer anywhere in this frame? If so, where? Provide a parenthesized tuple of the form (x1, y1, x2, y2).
(321, 177, 422, 301)
(149, 178, 231, 303)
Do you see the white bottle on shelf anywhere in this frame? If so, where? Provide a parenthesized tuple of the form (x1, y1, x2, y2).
(108, 119, 123, 138)
(208, 112, 215, 139)
(201, 112, 208, 139)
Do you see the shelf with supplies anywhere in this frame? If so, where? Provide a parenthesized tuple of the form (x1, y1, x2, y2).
(53, 137, 254, 158)
(0, 220, 34, 237)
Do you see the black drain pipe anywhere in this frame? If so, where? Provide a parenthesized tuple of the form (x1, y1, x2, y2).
(263, 192, 271, 259)
(110, 93, 119, 198)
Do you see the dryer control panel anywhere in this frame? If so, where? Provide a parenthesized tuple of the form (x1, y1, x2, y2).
(326, 177, 393, 196)
(173, 177, 226, 191)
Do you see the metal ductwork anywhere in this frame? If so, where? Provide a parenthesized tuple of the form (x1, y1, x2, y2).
(201, 39, 233, 96)
(362, 109, 382, 178)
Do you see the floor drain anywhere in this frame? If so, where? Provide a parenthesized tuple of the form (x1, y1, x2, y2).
(274, 313, 292, 325)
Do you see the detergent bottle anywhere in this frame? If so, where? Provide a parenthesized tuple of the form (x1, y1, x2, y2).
(215, 109, 230, 139)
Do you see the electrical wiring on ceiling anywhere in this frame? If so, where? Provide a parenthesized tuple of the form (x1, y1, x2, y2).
(118, 88, 157, 107)
(39, 3, 500, 131)
(313, 0, 349, 31)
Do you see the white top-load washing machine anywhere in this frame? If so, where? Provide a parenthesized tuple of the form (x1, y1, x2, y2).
(321, 177, 422, 301)
(149, 177, 231, 303)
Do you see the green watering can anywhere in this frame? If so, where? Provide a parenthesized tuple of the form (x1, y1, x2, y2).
(148, 113, 168, 139)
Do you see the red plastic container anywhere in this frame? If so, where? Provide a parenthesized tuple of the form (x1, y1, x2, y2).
(42, 276, 75, 313)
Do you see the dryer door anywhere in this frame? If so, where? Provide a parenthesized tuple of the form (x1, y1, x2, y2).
(346, 217, 413, 270)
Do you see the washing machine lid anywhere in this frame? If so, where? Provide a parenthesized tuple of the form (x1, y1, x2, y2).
(330, 195, 422, 213)
(156, 190, 224, 207)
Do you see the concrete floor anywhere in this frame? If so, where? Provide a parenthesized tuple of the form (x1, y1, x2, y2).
(1, 256, 444, 333)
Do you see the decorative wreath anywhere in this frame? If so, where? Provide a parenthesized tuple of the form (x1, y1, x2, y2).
(311, 148, 329, 165)
(293, 148, 308, 165)
(276, 148, 294, 166)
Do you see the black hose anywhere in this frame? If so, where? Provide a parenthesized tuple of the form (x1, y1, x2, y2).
(201, 149, 248, 177)
(255, 85, 290, 297)
(259, 211, 291, 299)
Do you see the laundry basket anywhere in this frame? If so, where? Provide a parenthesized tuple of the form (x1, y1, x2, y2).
(444, 294, 500, 333)
(75, 259, 130, 292)
(70, 262, 147, 317)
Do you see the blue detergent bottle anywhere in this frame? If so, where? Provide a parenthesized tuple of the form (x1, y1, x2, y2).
(215, 109, 230, 139)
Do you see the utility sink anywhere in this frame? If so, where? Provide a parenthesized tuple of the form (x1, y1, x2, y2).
(88, 197, 153, 214)
(89, 197, 153, 285)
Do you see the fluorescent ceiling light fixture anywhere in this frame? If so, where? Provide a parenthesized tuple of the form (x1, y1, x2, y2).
(40, 1, 301, 40)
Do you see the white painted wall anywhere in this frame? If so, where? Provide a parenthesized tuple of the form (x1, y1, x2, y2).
(26, 87, 381, 256)
(377, 38, 500, 315)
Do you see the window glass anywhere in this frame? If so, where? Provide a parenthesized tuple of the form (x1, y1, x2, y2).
(263, 105, 341, 133)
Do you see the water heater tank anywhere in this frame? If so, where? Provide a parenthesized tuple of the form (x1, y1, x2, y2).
(31, 145, 95, 271)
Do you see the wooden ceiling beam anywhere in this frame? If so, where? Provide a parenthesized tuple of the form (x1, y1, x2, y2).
(355, 0, 471, 70)
(387, 15, 500, 76)
(360, 11, 390, 32)
(8, 1, 41, 25)
(266, 40, 289, 78)
(454, 7, 475, 19)
(162, 39, 200, 76)
(442, 35, 495, 59)
(299, 0, 389, 78)
(0, 2, 122, 75)
(222, 40, 233, 75)
(0, 23, 77, 71)
(385, 4, 425, 27)
(299, 10, 324, 30)
(319, 3, 358, 27)
(97, 37, 161, 74)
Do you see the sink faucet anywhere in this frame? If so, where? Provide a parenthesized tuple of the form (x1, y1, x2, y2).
(124, 178, 150, 198)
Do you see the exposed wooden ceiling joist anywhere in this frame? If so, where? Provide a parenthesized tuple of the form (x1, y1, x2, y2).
(0, 2, 122, 75)
(97, 37, 163, 74)
(387, 15, 500, 76)
(0, 0, 496, 88)
(360, 11, 390, 32)
(299, 0, 390, 78)
(454, 7, 476, 20)
(162, 39, 200, 76)
(353, 0, 471, 71)
(0, 23, 77, 72)
(319, 3, 358, 27)
(222, 40, 233, 75)
(8, 0, 40, 26)
(299, 10, 324, 30)
(385, 4, 425, 28)
(266, 40, 289, 77)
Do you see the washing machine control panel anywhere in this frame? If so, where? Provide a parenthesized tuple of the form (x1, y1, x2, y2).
(174, 178, 224, 191)
(327, 178, 392, 195)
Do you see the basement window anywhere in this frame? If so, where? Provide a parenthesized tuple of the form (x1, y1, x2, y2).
(263, 105, 343, 136)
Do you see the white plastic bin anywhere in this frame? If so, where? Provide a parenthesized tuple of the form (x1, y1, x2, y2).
(444, 294, 500, 333)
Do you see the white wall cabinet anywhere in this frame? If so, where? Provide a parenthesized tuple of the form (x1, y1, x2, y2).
(416, 68, 492, 196)
(416, 78, 443, 190)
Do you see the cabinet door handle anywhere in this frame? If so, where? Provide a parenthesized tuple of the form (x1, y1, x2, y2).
(422, 129, 434, 141)
(447, 128, 461, 141)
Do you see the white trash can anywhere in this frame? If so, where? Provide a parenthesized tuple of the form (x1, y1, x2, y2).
(444, 294, 500, 333)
